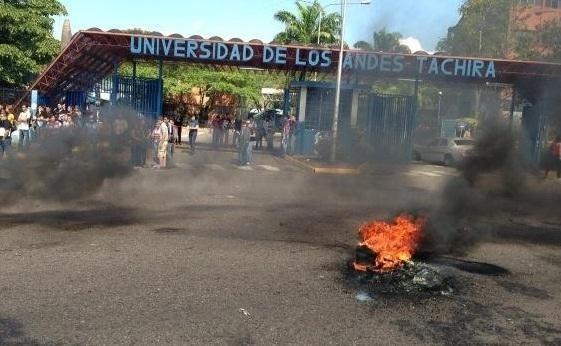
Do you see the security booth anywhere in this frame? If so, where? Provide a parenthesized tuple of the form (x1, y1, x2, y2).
(289, 80, 416, 161)
(288, 81, 369, 156)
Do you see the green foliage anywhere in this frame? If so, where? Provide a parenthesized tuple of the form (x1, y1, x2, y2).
(353, 40, 372, 50)
(353, 28, 411, 53)
(437, 0, 511, 58)
(0, 0, 67, 87)
(120, 62, 285, 118)
(119, 62, 159, 79)
(536, 20, 561, 62)
(274, 1, 341, 45)
(373, 28, 411, 53)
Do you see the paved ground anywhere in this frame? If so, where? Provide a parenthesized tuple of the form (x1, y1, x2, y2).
(1, 142, 561, 345)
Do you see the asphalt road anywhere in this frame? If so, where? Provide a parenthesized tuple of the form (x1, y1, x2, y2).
(1, 143, 561, 345)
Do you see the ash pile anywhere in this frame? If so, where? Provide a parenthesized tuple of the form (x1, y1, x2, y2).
(346, 214, 453, 297)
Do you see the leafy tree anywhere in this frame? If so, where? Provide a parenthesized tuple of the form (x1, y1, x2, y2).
(120, 63, 285, 120)
(0, 0, 67, 87)
(436, 0, 511, 58)
(436, 0, 513, 120)
(536, 20, 561, 62)
(353, 40, 372, 50)
(273, 1, 341, 45)
(354, 29, 411, 53)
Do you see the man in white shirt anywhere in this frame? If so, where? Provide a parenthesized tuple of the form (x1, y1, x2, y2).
(157, 117, 169, 168)
(17, 105, 31, 149)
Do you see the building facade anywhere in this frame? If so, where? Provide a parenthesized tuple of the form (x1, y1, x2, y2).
(513, 0, 561, 30)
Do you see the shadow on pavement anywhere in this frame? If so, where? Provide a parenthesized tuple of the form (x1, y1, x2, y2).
(394, 297, 561, 345)
(0, 317, 56, 346)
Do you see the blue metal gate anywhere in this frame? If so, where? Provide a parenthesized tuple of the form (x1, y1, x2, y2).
(366, 94, 416, 161)
(96, 75, 162, 119)
(521, 104, 547, 166)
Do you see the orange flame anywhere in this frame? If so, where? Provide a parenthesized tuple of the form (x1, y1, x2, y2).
(353, 214, 425, 273)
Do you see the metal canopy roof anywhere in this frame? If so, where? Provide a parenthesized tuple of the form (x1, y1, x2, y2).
(24, 29, 561, 104)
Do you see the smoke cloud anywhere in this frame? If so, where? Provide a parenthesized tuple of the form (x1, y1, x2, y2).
(419, 118, 531, 255)
(0, 105, 142, 202)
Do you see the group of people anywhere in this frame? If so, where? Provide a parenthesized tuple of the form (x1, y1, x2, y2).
(208, 113, 297, 165)
(0, 102, 300, 169)
(209, 114, 278, 151)
(0, 103, 101, 157)
(150, 115, 199, 169)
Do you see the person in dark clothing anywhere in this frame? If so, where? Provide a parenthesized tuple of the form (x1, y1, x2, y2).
(233, 118, 242, 147)
(0, 112, 15, 158)
(174, 113, 184, 144)
(544, 135, 561, 179)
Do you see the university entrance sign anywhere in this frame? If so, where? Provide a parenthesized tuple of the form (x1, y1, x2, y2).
(130, 35, 497, 80)
(23, 29, 561, 104)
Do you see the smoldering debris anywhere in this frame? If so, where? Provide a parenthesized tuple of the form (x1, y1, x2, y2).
(0, 106, 144, 202)
(347, 260, 453, 297)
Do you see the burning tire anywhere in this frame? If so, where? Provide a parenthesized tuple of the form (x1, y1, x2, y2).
(348, 214, 453, 296)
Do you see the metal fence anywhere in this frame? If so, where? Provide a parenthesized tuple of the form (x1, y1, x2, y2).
(303, 87, 353, 131)
(366, 94, 416, 161)
(96, 75, 162, 119)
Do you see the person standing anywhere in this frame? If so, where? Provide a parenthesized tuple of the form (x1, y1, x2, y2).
(265, 117, 274, 150)
(217, 115, 224, 147)
(157, 117, 169, 169)
(167, 116, 176, 167)
(0, 112, 13, 159)
(544, 135, 561, 179)
(17, 105, 31, 149)
(239, 120, 253, 165)
(188, 116, 199, 154)
(281, 116, 291, 156)
(151, 120, 161, 165)
(233, 117, 242, 148)
(224, 116, 231, 146)
(173, 113, 184, 145)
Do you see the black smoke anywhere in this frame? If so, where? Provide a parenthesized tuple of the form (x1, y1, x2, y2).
(0, 105, 143, 202)
(419, 118, 529, 255)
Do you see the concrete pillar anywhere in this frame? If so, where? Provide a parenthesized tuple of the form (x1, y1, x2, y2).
(110, 57, 118, 105)
(282, 88, 290, 118)
(298, 87, 307, 122)
(132, 60, 137, 107)
(350, 89, 359, 128)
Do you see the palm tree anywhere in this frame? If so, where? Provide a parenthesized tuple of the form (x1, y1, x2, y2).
(373, 28, 411, 53)
(273, 1, 341, 46)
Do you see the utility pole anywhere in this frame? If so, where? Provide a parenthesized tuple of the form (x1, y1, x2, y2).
(330, 0, 347, 163)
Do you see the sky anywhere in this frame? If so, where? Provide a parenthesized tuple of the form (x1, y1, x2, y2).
(53, 0, 463, 52)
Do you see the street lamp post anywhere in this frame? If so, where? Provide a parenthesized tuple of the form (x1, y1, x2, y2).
(437, 91, 443, 137)
(330, 0, 347, 163)
(297, 0, 371, 162)
(299, 1, 370, 46)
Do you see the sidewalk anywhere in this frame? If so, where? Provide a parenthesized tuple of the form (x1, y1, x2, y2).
(283, 155, 363, 175)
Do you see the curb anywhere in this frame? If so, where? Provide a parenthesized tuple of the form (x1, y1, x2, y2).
(284, 155, 361, 175)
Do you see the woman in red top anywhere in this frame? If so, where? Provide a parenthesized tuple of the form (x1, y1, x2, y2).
(544, 135, 561, 179)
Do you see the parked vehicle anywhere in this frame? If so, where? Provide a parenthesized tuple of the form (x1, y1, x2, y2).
(413, 138, 475, 166)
